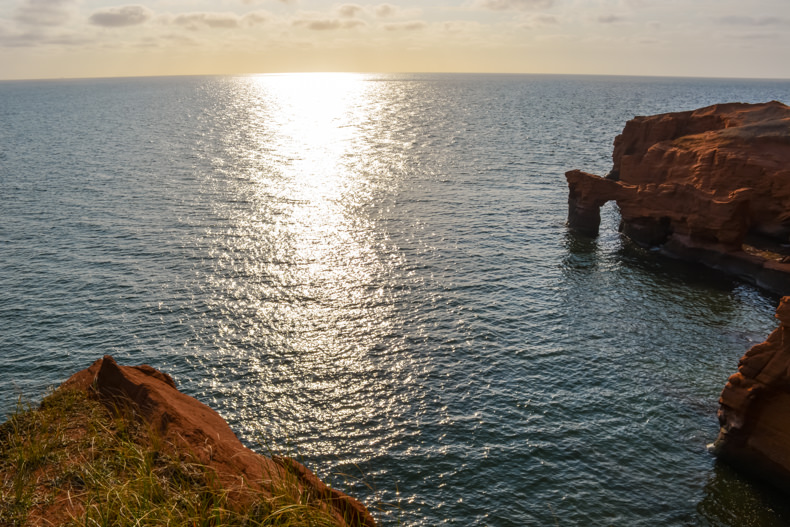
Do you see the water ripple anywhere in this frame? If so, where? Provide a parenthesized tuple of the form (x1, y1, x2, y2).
(2, 74, 790, 525)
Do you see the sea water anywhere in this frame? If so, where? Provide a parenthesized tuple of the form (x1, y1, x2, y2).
(2, 73, 790, 525)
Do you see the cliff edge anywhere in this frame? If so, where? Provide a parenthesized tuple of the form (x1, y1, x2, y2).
(0, 355, 377, 526)
(566, 101, 790, 294)
(715, 296, 790, 492)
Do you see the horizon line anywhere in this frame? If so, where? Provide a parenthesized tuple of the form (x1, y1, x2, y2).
(2, 70, 790, 84)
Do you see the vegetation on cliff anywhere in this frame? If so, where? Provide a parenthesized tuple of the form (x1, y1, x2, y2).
(0, 383, 372, 526)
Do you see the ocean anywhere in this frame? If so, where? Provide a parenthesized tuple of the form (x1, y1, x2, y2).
(2, 73, 790, 525)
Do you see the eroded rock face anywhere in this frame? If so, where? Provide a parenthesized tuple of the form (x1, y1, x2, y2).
(62, 355, 376, 527)
(566, 101, 790, 294)
(715, 297, 790, 492)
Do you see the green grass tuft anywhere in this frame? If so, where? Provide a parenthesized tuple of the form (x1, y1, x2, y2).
(0, 388, 370, 526)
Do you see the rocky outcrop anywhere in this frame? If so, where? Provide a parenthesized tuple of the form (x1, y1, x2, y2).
(566, 101, 790, 294)
(715, 297, 790, 492)
(62, 355, 376, 527)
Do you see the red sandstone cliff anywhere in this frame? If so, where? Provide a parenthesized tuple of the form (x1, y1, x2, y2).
(566, 101, 790, 294)
(60, 355, 377, 527)
(716, 297, 790, 492)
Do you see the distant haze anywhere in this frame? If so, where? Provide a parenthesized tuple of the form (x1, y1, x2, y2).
(1, 0, 788, 81)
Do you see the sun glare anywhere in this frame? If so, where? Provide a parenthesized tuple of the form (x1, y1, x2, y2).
(208, 73, 402, 454)
(245, 73, 376, 271)
(244, 73, 370, 201)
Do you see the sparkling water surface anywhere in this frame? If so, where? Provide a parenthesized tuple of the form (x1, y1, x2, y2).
(2, 73, 790, 525)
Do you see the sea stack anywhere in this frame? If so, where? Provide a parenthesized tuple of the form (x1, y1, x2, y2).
(566, 101, 790, 294)
(715, 297, 790, 492)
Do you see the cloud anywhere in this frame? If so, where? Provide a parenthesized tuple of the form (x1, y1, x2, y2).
(517, 13, 559, 28)
(47, 33, 91, 45)
(162, 10, 272, 29)
(597, 14, 625, 24)
(373, 4, 398, 18)
(475, 0, 554, 11)
(441, 20, 482, 33)
(372, 3, 422, 19)
(0, 28, 45, 47)
(292, 17, 366, 30)
(375, 4, 397, 17)
(160, 33, 199, 46)
(535, 14, 558, 24)
(716, 15, 787, 26)
(0, 24, 90, 47)
(89, 5, 153, 28)
(383, 20, 426, 31)
(173, 12, 242, 29)
(133, 33, 198, 48)
(733, 32, 779, 40)
(336, 4, 365, 18)
(15, 0, 79, 27)
(242, 11, 272, 25)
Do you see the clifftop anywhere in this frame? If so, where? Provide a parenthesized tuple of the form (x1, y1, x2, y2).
(566, 101, 790, 294)
(0, 356, 376, 526)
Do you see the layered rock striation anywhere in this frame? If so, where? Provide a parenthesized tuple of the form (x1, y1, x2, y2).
(566, 101, 790, 293)
(715, 297, 790, 492)
(62, 355, 377, 527)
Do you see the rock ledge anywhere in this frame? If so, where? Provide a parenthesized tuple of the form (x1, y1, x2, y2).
(715, 297, 790, 492)
(60, 355, 377, 526)
(566, 101, 790, 294)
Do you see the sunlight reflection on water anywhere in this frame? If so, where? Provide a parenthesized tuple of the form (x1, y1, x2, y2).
(195, 74, 410, 469)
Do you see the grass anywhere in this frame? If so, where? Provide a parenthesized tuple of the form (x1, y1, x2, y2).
(0, 388, 366, 527)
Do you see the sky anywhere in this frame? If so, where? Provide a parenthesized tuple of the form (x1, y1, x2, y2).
(0, 0, 789, 80)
